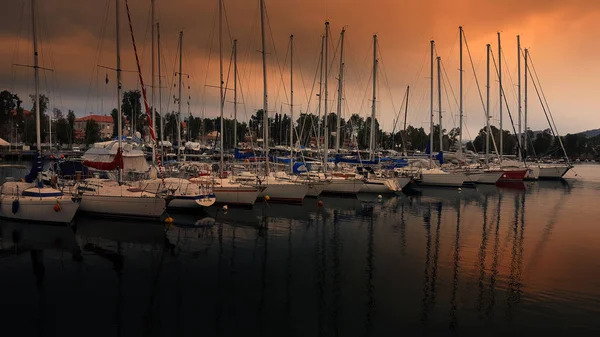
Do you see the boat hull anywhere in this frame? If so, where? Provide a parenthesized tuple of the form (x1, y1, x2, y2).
(79, 195, 166, 219)
(0, 195, 80, 224)
(467, 171, 503, 184)
(419, 173, 466, 187)
(497, 169, 527, 182)
(359, 178, 400, 194)
(305, 181, 327, 197)
(213, 187, 260, 206)
(258, 183, 309, 204)
(322, 178, 364, 195)
(538, 165, 570, 179)
(167, 194, 216, 208)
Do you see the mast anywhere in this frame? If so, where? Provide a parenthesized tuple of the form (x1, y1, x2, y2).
(323, 21, 330, 169)
(317, 35, 324, 158)
(486, 44, 491, 163)
(458, 26, 463, 157)
(157, 22, 163, 159)
(32, 0, 41, 178)
(524, 48, 528, 159)
(403, 85, 409, 155)
(151, 0, 155, 164)
(219, 0, 224, 176)
(233, 39, 238, 150)
(260, 0, 269, 175)
(370, 34, 377, 161)
(116, 0, 123, 183)
(177, 31, 183, 162)
(517, 35, 522, 160)
(498, 32, 503, 159)
(429, 40, 434, 168)
(335, 27, 346, 153)
(437, 56, 443, 154)
(289, 34, 294, 173)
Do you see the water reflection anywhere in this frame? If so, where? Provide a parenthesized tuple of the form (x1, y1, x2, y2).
(1, 177, 600, 336)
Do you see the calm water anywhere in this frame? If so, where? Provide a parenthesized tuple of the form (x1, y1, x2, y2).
(1, 165, 600, 336)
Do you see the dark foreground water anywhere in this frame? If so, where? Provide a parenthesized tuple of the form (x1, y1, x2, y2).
(1, 165, 599, 336)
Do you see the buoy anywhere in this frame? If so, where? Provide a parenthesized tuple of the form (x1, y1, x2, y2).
(53, 203, 61, 212)
(165, 217, 174, 224)
(377, 194, 383, 199)
(222, 205, 228, 211)
(264, 195, 270, 201)
(318, 200, 323, 207)
(458, 187, 462, 191)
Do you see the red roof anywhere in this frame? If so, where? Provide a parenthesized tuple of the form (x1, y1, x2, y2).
(10, 109, 32, 116)
(75, 115, 113, 123)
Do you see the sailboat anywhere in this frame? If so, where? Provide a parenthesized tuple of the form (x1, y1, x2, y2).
(0, 0, 80, 224)
(358, 35, 401, 195)
(242, 0, 308, 203)
(76, 0, 165, 219)
(419, 41, 466, 188)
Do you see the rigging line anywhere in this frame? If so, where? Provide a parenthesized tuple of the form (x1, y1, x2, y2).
(377, 41, 399, 126)
(500, 47, 519, 105)
(527, 52, 567, 147)
(297, 37, 323, 145)
(463, 32, 489, 125)
(84, 0, 111, 116)
(200, 0, 218, 121)
(440, 60, 458, 129)
(526, 55, 562, 147)
(38, 0, 64, 113)
(10, 0, 26, 94)
(264, 4, 290, 113)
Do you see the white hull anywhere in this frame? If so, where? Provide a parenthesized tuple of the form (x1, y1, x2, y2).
(167, 195, 217, 208)
(395, 177, 412, 190)
(466, 171, 503, 184)
(419, 171, 466, 187)
(359, 178, 400, 194)
(524, 166, 540, 180)
(79, 194, 166, 219)
(538, 165, 570, 179)
(305, 181, 327, 197)
(259, 182, 309, 203)
(322, 178, 364, 195)
(214, 187, 260, 206)
(0, 195, 80, 224)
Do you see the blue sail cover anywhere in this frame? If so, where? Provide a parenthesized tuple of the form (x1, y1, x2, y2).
(234, 148, 256, 159)
(437, 151, 444, 165)
(24, 151, 43, 186)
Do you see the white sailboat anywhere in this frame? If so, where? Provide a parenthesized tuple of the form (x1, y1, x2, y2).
(0, 0, 80, 224)
(77, 0, 165, 219)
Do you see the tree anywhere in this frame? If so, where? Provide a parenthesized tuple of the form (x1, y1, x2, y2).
(110, 108, 120, 137)
(84, 119, 101, 145)
(122, 90, 142, 134)
(67, 110, 76, 145)
(0, 90, 21, 139)
(55, 118, 70, 144)
(29, 93, 49, 115)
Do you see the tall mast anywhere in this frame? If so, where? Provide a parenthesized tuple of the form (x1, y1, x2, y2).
(369, 34, 377, 161)
(219, 0, 224, 175)
(403, 85, 410, 155)
(335, 27, 346, 153)
(498, 32, 503, 159)
(151, 0, 155, 164)
(289, 34, 294, 173)
(157, 22, 163, 158)
(524, 48, 528, 159)
(323, 21, 329, 168)
(437, 56, 442, 154)
(116, 0, 123, 183)
(32, 0, 41, 156)
(517, 34, 522, 160)
(317, 35, 324, 156)
(177, 30, 183, 162)
(429, 40, 434, 168)
(260, 0, 269, 175)
(486, 44, 491, 163)
(233, 39, 238, 150)
(458, 26, 463, 157)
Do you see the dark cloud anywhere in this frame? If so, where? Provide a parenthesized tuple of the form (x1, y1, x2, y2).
(0, 0, 598, 134)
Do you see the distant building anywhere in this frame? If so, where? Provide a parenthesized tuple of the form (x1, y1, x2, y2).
(74, 115, 114, 140)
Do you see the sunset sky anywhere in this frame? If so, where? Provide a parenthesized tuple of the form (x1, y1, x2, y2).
(1, 0, 598, 138)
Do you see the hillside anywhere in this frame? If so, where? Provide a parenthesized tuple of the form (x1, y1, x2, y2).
(579, 129, 600, 138)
